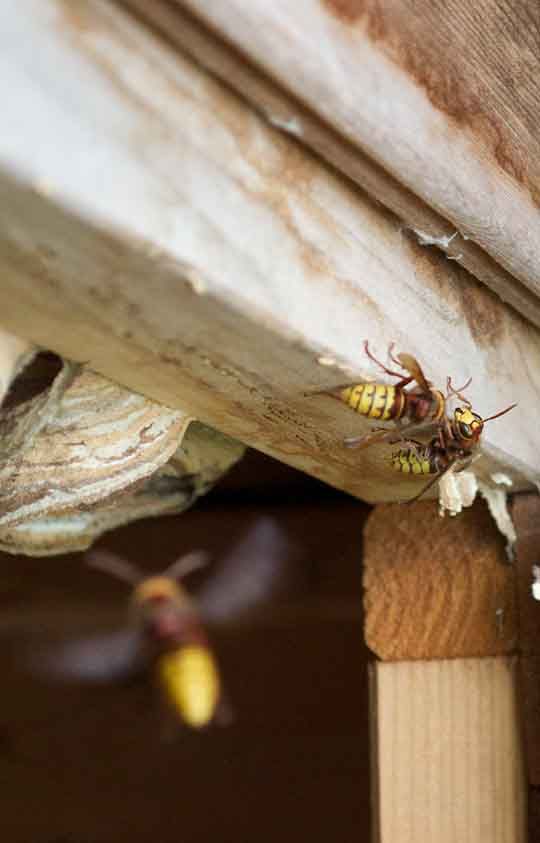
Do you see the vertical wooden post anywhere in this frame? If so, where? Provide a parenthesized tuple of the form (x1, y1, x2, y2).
(513, 494, 540, 839)
(370, 658, 524, 842)
(364, 501, 526, 842)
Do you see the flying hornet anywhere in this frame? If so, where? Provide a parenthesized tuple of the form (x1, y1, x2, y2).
(24, 517, 294, 730)
(83, 547, 224, 730)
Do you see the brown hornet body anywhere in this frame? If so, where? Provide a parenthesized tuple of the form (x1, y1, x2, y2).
(340, 380, 445, 425)
(392, 402, 516, 502)
(64, 518, 291, 728)
(392, 405, 483, 476)
(79, 548, 224, 729)
(341, 351, 444, 424)
(325, 340, 516, 501)
(132, 575, 221, 729)
(337, 342, 452, 450)
(25, 519, 291, 731)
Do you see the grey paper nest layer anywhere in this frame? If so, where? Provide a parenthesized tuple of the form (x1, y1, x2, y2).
(0, 340, 244, 555)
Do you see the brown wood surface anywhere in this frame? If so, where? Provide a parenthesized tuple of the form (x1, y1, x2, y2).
(0, 1, 537, 506)
(371, 658, 526, 843)
(179, 0, 540, 310)
(513, 493, 540, 790)
(122, 0, 540, 331)
(363, 500, 518, 660)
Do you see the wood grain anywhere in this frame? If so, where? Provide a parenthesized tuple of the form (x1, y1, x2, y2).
(180, 0, 540, 302)
(363, 500, 518, 660)
(122, 0, 540, 330)
(0, 2, 537, 502)
(512, 494, 540, 787)
(371, 658, 526, 842)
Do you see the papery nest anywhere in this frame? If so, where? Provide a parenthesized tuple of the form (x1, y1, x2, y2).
(0, 330, 244, 555)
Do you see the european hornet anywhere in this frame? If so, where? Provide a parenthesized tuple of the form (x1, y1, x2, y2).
(25, 518, 293, 730)
(321, 340, 470, 450)
(84, 547, 225, 730)
(319, 341, 516, 502)
(391, 392, 517, 501)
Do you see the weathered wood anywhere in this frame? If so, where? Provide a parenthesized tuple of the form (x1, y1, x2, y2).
(371, 658, 526, 842)
(180, 0, 540, 306)
(513, 494, 540, 788)
(363, 500, 517, 660)
(123, 0, 540, 330)
(0, 1, 537, 502)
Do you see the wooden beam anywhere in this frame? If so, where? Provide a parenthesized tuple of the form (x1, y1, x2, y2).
(371, 659, 526, 842)
(178, 0, 540, 309)
(0, 1, 537, 501)
(122, 0, 540, 331)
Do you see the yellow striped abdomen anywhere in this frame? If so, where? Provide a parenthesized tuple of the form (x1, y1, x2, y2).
(391, 448, 433, 475)
(340, 383, 400, 421)
(157, 645, 221, 728)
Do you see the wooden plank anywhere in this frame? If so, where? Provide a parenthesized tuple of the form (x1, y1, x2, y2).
(513, 494, 540, 787)
(122, 0, 540, 330)
(179, 0, 540, 306)
(0, 1, 537, 502)
(371, 658, 526, 843)
(363, 500, 518, 660)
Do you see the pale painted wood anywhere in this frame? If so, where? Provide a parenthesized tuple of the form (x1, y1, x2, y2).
(0, 1, 538, 502)
(371, 659, 526, 843)
(181, 0, 540, 301)
(126, 0, 540, 330)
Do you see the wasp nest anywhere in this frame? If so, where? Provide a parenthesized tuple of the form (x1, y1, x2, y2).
(0, 330, 245, 555)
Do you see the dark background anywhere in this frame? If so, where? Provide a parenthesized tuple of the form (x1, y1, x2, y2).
(0, 449, 372, 843)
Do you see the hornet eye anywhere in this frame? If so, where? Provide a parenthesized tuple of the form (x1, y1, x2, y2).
(459, 422, 471, 437)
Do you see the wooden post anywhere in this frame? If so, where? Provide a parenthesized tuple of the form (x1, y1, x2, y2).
(513, 494, 540, 839)
(371, 658, 525, 843)
(364, 500, 526, 841)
